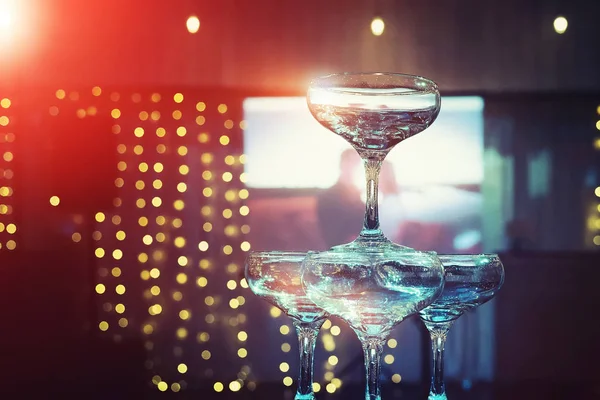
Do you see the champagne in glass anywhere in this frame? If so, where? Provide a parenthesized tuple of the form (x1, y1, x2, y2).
(246, 251, 328, 400)
(419, 254, 505, 400)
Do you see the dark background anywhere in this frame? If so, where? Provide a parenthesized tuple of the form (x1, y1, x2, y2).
(1, 0, 600, 398)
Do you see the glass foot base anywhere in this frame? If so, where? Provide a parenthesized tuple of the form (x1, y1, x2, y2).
(330, 234, 412, 253)
(428, 393, 448, 400)
(295, 393, 316, 400)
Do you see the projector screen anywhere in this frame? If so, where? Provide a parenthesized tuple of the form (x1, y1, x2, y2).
(242, 96, 485, 254)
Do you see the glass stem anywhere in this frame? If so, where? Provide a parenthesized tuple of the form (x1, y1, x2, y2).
(293, 320, 323, 399)
(429, 325, 450, 398)
(362, 337, 385, 400)
(360, 157, 383, 237)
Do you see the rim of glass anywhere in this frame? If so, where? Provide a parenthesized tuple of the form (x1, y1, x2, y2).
(309, 72, 439, 94)
(437, 253, 500, 261)
(247, 250, 307, 258)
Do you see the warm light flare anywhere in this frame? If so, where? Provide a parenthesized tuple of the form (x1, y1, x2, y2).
(186, 16, 200, 34)
(371, 17, 385, 36)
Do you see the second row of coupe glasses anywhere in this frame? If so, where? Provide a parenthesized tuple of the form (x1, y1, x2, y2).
(246, 252, 504, 400)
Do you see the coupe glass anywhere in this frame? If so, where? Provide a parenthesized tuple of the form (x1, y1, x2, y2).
(305, 73, 444, 399)
(419, 254, 505, 400)
(302, 250, 444, 400)
(245, 251, 328, 400)
(307, 72, 440, 250)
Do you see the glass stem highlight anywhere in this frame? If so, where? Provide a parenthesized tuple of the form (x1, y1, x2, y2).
(360, 157, 383, 236)
(429, 326, 450, 399)
(294, 320, 322, 399)
(362, 337, 385, 400)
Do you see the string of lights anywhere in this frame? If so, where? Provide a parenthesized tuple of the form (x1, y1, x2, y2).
(0, 96, 16, 252)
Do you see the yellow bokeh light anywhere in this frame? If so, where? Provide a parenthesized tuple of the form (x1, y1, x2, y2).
(177, 363, 188, 374)
(133, 145, 143, 155)
(240, 205, 250, 216)
(139, 111, 149, 121)
(205, 296, 215, 306)
(196, 116, 206, 126)
(227, 280, 237, 290)
(151, 111, 160, 121)
(283, 377, 293, 387)
(223, 244, 233, 255)
(214, 382, 224, 392)
(237, 331, 248, 342)
(384, 354, 395, 364)
(280, 325, 290, 335)
(156, 127, 166, 137)
(151, 93, 161, 102)
(328, 356, 339, 366)
(177, 146, 188, 156)
(115, 303, 125, 313)
(177, 256, 188, 266)
(116, 284, 126, 294)
(240, 241, 251, 251)
(239, 189, 249, 199)
(49, 195, 60, 206)
(113, 249, 123, 260)
(330, 325, 341, 336)
(172, 110, 182, 120)
(72, 232, 81, 242)
(229, 381, 242, 392)
(179, 309, 191, 320)
(171, 383, 181, 392)
(388, 338, 398, 348)
(95, 283, 106, 294)
(143, 324, 154, 335)
(326, 383, 336, 393)
(138, 162, 148, 173)
(174, 236, 186, 248)
(176, 327, 188, 339)
(224, 119, 234, 129)
(371, 17, 385, 36)
(0, 98, 10, 108)
(174, 93, 184, 103)
(176, 273, 188, 284)
(196, 102, 206, 112)
(229, 298, 240, 309)
(198, 332, 210, 342)
(392, 374, 402, 383)
(118, 318, 128, 328)
(220, 135, 230, 145)
(279, 362, 290, 372)
(156, 144, 166, 154)
(198, 241, 209, 251)
(179, 165, 189, 175)
(553, 16, 568, 34)
(202, 350, 212, 360)
(157, 382, 168, 392)
(176, 126, 187, 137)
(595, 187, 600, 197)
(281, 343, 291, 352)
(172, 218, 183, 228)
(134, 127, 144, 137)
(173, 291, 183, 301)
(218, 104, 228, 114)
(99, 321, 109, 331)
(174, 200, 185, 210)
(222, 172, 233, 182)
(95, 248, 105, 258)
(138, 253, 149, 263)
(177, 182, 187, 193)
(197, 277, 208, 287)
(154, 162, 164, 173)
(56, 89, 66, 99)
(237, 348, 248, 358)
(150, 286, 160, 296)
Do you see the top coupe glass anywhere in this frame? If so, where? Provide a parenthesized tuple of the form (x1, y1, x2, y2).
(307, 72, 440, 249)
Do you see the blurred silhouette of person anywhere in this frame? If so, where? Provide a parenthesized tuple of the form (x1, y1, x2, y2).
(378, 160, 404, 241)
(316, 149, 364, 248)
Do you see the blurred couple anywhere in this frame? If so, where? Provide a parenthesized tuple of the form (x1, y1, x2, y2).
(316, 149, 403, 248)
